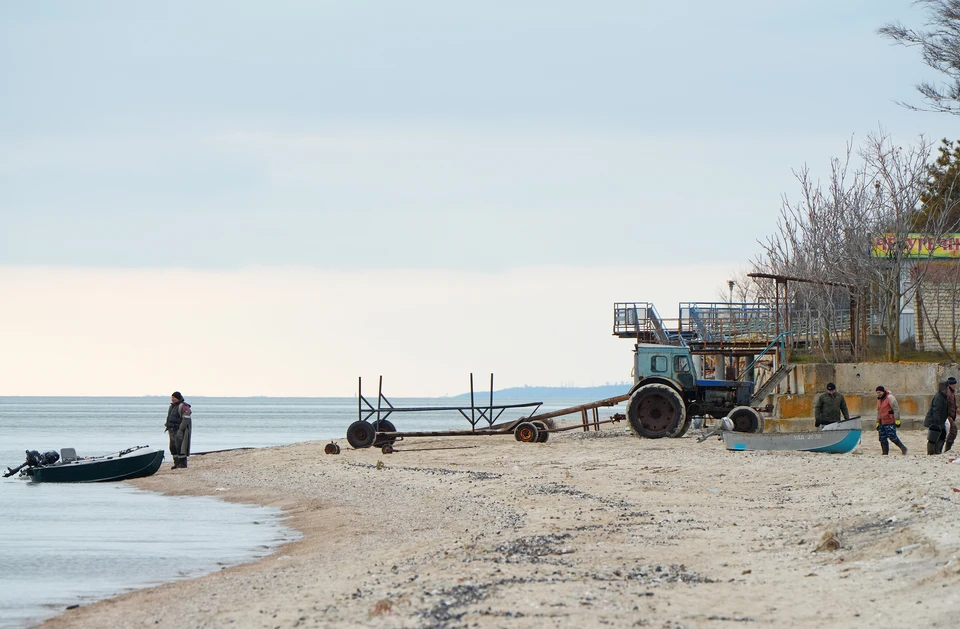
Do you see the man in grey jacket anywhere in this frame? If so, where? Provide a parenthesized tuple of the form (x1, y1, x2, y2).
(814, 382, 850, 427)
(165, 391, 192, 469)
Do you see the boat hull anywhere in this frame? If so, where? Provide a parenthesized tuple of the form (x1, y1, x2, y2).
(722, 429, 861, 454)
(24, 449, 165, 483)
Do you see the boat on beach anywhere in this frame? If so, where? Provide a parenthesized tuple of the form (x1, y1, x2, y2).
(4, 445, 165, 482)
(720, 418, 862, 453)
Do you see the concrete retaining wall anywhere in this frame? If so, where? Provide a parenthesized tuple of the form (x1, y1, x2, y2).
(782, 362, 954, 396)
(766, 362, 959, 432)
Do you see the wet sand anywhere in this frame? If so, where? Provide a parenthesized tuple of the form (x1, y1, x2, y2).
(39, 428, 960, 628)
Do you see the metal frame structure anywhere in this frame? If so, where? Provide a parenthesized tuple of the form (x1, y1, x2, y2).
(358, 374, 542, 430)
(345, 374, 631, 450)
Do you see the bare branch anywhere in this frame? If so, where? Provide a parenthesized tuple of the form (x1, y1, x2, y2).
(879, 0, 960, 115)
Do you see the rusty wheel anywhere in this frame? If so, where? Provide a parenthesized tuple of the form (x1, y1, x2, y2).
(346, 420, 376, 449)
(728, 406, 763, 434)
(532, 421, 550, 443)
(324, 442, 341, 455)
(627, 383, 685, 439)
(514, 421, 540, 443)
(372, 419, 397, 448)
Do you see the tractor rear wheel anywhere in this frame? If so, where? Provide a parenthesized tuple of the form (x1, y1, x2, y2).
(669, 415, 693, 438)
(728, 406, 763, 434)
(627, 383, 686, 439)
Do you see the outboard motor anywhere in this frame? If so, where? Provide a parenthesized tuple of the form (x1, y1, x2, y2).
(39, 451, 60, 465)
(5, 449, 59, 478)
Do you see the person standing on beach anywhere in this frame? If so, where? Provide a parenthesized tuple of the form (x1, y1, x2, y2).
(875, 386, 907, 455)
(924, 381, 949, 455)
(945, 376, 958, 452)
(165, 391, 192, 469)
(814, 382, 850, 427)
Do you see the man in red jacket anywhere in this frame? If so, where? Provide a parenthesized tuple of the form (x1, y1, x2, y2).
(876, 386, 907, 455)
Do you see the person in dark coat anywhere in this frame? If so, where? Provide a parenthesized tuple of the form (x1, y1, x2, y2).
(165, 391, 193, 469)
(924, 381, 949, 455)
(946, 376, 958, 452)
(814, 382, 850, 427)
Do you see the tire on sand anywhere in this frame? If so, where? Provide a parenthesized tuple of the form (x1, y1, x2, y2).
(532, 420, 550, 443)
(514, 421, 540, 443)
(627, 383, 686, 439)
(727, 406, 763, 434)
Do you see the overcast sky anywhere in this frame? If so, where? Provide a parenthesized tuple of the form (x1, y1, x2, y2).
(0, 1, 951, 396)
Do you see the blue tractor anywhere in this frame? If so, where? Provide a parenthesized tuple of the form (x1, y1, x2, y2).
(627, 344, 763, 439)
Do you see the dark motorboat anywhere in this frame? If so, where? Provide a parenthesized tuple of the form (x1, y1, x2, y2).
(3, 445, 165, 483)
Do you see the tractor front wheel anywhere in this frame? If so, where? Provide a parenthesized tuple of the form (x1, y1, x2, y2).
(728, 406, 763, 434)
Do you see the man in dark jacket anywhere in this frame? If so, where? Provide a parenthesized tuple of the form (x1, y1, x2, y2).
(165, 391, 192, 469)
(924, 381, 949, 455)
(815, 382, 850, 427)
(946, 376, 958, 452)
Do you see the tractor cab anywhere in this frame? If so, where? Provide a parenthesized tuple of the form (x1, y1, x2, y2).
(633, 344, 697, 391)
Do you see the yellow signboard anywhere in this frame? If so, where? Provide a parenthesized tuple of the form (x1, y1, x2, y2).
(871, 233, 960, 258)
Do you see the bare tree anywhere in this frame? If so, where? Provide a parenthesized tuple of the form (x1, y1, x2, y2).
(716, 266, 766, 304)
(861, 133, 936, 360)
(907, 139, 960, 358)
(756, 131, 934, 362)
(756, 140, 871, 361)
(879, 0, 960, 115)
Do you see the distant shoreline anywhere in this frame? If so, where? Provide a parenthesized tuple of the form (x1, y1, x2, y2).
(1, 386, 634, 401)
(447, 384, 632, 400)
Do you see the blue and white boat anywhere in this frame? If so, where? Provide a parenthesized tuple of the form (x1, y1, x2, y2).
(721, 418, 861, 454)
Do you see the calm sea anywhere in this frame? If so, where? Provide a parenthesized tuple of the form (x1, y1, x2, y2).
(0, 394, 622, 628)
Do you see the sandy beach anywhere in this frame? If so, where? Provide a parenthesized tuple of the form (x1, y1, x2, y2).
(39, 427, 960, 629)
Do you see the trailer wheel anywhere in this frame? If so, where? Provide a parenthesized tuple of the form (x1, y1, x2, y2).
(627, 383, 685, 439)
(533, 421, 550, 443)
(728, 406, 763, 434)
(514, 421, 540, 443)
(372, 419, 397, 447)
(346, 420, 377, 449)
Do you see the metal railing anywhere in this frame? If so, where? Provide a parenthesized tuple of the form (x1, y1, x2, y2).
(613, 302, 678, 345)
(614, 300, 921, 354)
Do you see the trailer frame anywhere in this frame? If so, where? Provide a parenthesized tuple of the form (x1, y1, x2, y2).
(345, 374, 630, 450)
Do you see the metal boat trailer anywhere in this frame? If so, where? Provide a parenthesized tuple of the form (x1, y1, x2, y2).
(344, 375, 630, 452)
